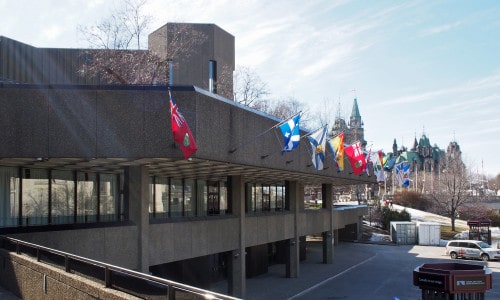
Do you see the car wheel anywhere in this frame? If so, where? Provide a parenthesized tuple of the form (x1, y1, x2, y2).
(450, 252, 457, 259)
(481, 254, 489, 262)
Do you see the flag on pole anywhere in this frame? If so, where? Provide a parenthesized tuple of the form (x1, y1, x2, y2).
(307, 126, 327, 171)
(365, 147, 372, 176)
(169, 90, 198, 159)
(384, 155, 397, 171)
(378, 150, 385, 166)
(344, 142, 366, 175)
(395, 162, 410, 187)
(279, 113, 301, 153)
(327, 132, 345, 171)
(370, 151, 385, 182)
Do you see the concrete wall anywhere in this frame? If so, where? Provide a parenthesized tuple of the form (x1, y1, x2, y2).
(245, 213, 295, 247)
(0, 249, 141, 300)
(333, 206, 368, 229)
(8, 206, 367, 270)
(297, 210, 331, 236)
(0, 84, 376, 183)
(0, 36, 97, 85)
(148, 23, 235, 99)
(148, 218, 240, 265)
(11, 225, 139, 270)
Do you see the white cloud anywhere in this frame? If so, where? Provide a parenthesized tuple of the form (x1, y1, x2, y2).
(420, 21, 462, 37)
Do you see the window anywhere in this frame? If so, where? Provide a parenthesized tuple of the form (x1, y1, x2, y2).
(76, 172, 98, 223)
(220, 181, 227, 215)
(51, 170, 75, 224)
(0, 167, 19, 227)
(149, 178, 228, 219)
(262, 185, 270, 212)
(99, 174, 120, 222)
(22, 168, 49, 226)
(170, 178, 183, 217)
(276, 185, 284, 211)
(0, 166, 122, 228)
(168, 59, 174, 85)
(184, 179, 195, 217)
(246, 183, 287, 214)
(150, 176, 169, 219)
(208, 60, 217, 93)
(207, 181, 220, 215)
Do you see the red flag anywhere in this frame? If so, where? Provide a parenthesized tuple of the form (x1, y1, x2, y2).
(344, 142, 366, 175)
(169, 91, 197, 159)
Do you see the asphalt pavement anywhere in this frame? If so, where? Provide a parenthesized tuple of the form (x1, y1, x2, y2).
(238, 241, 500, 300)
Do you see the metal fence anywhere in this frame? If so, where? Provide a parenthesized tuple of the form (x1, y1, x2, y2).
(0, 236, 240, 300)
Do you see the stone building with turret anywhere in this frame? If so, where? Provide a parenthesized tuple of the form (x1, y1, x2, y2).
(331, 97, 366, 148)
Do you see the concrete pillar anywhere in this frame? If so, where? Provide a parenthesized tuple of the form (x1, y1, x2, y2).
(358, 215, 363, 241)
(286, 180, 301, 278)
(322, 183, 334, 264)
(124, 166, 149, 273)
(227, 175, 245, 298)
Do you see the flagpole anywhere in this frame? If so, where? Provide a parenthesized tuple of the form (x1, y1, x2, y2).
(272, 111, 301, 129)
(255, 110, 301, 138)
(301, 124, 328, 139)
(229, 111, 301, 153)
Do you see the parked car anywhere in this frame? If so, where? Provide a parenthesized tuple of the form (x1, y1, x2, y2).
(445, 240, 500, 261)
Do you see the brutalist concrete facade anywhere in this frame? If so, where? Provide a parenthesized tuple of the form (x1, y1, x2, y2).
(0, 83, 373, 298)
(0, 21, 373, 299)
(149, 23, 235, 99)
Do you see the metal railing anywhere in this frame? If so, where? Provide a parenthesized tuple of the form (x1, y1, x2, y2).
(0, 236, 240, 300)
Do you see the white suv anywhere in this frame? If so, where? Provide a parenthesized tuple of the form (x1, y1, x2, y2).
(445, 240, 500, 261)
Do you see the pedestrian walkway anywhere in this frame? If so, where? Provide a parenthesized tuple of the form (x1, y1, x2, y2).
(210, 241, 379, 300)
(248, 242, 374, 299)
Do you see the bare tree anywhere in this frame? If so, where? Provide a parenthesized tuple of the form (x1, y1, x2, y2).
(488, 174, 500, 196)
(79, 49, 168, 84)
(316, 98, 336, 132)
(77, 1, 207, 85)
(267, 97, 311, 128)
(233, 66, 270, 107)
(78, 0, 151, 50)
(429, 147, 470, 231)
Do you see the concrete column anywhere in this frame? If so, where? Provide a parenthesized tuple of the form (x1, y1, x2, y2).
(227, 175, 245, 298)
(124, 166, 149, 273)
(358, 215, 364, 241)
(322, 183, 334, 264)
(286, 180, 301, 278)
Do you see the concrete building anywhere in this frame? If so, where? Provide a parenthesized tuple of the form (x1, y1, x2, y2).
(0, 23, 374, 298)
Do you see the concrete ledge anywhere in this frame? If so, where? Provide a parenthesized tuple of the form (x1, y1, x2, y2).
(0, 249, 141, 300)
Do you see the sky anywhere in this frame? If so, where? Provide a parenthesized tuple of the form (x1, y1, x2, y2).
(1, 0, 500, 177)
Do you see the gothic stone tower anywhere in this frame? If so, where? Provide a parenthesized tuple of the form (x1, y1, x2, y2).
(345, 98, 366, 148)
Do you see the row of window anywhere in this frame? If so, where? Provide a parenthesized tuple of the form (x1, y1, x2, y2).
(0, 166, 289, 228)
(0, 167, 122, 227)
(246, 183, 286, 213)
(148, 178, 288, 218)
(149, 177, 229, 218)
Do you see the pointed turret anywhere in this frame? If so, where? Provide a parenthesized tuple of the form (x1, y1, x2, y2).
(411, 136, 418, 151)
(346, 97, 366, 147)
(349, 98, 363, 129)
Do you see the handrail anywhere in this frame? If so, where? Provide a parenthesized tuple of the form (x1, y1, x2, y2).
(0, 236, 240, 300)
